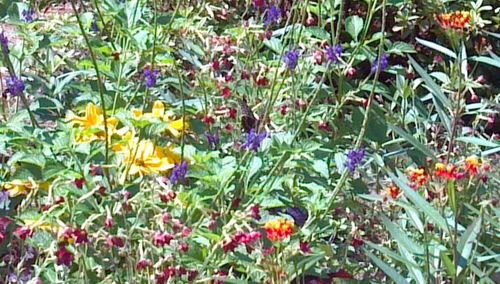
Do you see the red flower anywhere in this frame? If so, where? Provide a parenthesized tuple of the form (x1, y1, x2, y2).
(300, 241, 311, 254)
(222, 87, 231, 99)
(352, 237, 364, 248)
(55, 245, 74, 266)
(228, 108, 237, 119)
(15, 226, 34, 240)
(105, 217, 115, 228)
(107, 235, 125, 248)
(136, 259, 152, 270)
(74, 178, 85, 189)
(202, 115, 215, 125)
(331, 269, 353, 279)
(160, 190, 176, 203)
(153, 232, 174, 247)
(212, 60, 220, 71)
(250, 204, 261, 220)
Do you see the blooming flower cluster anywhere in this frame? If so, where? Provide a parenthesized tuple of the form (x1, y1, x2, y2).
(144, 68, 160, 88)
(242, 128, 268, 152)
(344, 149, 365, 172)
(326, 44, 343, 63)
(170, 160, 188, 185)
(264, 6, 281, 26)
(437, 11, 471, 29)
(408, 167, 429, 188)
(283, 48, 300, 70)
(371, 53, 389, 74)
(264, 218, 294, 241)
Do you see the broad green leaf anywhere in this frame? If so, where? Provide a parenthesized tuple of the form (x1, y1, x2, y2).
(364, 249, 409, 284)
(345, 16, 363, 40)
(457, 217, 482, 275)
(388, 42, 416, 55)
(416, 38, 456, 59)
(246, 156, 262, 185)
(264, 37, 283, 54)
(385, 169, 449, 233)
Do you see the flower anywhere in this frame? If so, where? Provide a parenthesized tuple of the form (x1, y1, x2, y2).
(134, 101, 188, 138)
(22, 9, 35, 23)
(0, 31, 9, 54)
(437, 11, 471, 29)
(465, 156, 481, 176)
(55, 245, 74, 266)
(434, 162, 458, 180)
(136, 259, 152, 270)
(264, 6, 281, 26)
(120, 139, 180, 177)
(264, 218, 294, 242)
(386, 185, 401, 200)
(170, 160, 188, 185)
(344, 149, 365, 172)
(0, 191, 10, 209)
(222, 87, 231, 99)
(153, 232, 174, 247)
(206, 131, 220, 149)
(66, 103, 119, 143)
(3, 179, 38, 197)
(299, 241, 311, 254)
(14, 226, 34, 240)
(6, 76, 25, 97)
(242, 129, 267, 152)
(250, 204, 261, 220)
(91, 17, 99, 32)
(107, 235, 125, 248)
(223, 231, 262, 252)
(286, 207, 308, 227)
(283, 48, 300, 70)
(325, 44, 343, 63)
(408, 167, 429, 187)
(371, 53, 389, 74)
(144, 68, 159, 88)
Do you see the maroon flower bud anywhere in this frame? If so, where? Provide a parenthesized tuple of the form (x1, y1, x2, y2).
(179, 242, 189, 252)
(55, 245, 74, 266)
(14, 226, 34, 240)
(107, 235, 125, 248)
(250, 204, 261, 220)
(136, 259, 152, 270)
(74, 178, 85, 189)
(300, 241, 311, 254)
(347, 67, 357, 78)
(162, 212, 172, 224)
(105, 217, 114, 228)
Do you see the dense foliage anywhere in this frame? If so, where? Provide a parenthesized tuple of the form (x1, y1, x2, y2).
(0, 0, 499, 283)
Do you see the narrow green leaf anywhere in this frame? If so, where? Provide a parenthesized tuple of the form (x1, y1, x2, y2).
(366, 241, 420, 268)
(385, 169, 449, 233)
(415, 38, 456, 59)
(469, 56, 500, 69)
(456, 137, 499, 148)
(457, 217, 482, 275)
(381, 215, 424, 255)
(399, 246, 425, 284)
(387, 123, 437, 161)
(364, 249, 409, 284)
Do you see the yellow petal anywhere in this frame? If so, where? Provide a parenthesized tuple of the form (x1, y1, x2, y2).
(152, 101, 165, 118)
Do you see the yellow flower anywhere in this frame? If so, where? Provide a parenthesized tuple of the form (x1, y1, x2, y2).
(3, 179, 38, 197)
(66, 103, 118, 143)
(122, 139, 180, 177)
(134, 101, 189, 138)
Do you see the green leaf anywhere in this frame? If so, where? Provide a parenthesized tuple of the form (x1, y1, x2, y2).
(408, 56, 452, 133)
(366, 241, 420, 268)
(364, 249, 409, 283)
(345, 16, 363, 40)
(457, 217, 482, 275)
(386, 123, 437, 161)
(385, 169, 449, 233)
(415, 38, 456, 59)
(388, 42, 416, 56)
(469, 56, 500, 69)
(381, 215, 424, 255)
(455, 137, 499, 148)
(246, 156, 263, 186)
(306, 27, 330, 40)
(264, 37, 283, 54)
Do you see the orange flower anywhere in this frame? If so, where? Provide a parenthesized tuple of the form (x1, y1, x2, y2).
(386, 185, 402, 200)
(436, 11, 471, 29)
(464, 156, 481, 176)
(264, 218, 294, 242)
(408, 167, 429, 187)
(434, 162, 458, 180)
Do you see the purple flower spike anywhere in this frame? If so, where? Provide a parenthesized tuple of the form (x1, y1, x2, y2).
(283, 48, 300, 70)
(170, 161, 188, 185)
(6, 76, 25, 97)
(144, 69, 159, 88)
(344, 148, 365, 172)
(264, 6, 281, 26)
(326, 44, 343, 63)
(242, 128, 267, 152)
(92, 18, 99, 32)
(0, 31, 9, 54)
(206, 131, 220, 149)
(371, 53, 389, 74)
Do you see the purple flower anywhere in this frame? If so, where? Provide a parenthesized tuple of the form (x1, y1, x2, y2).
(242, 128, 267, 152)
(144, 68, 159, 88)
(6, 76, 25, 97)
(0, 31, 9, 54)
(344, 149, 365, 172)
(22, 9, 35, 23)
(325, 44, 343, 63)
(92, 17, 99, 32)
(206, 131, 220, 149)
(170, 161, 188, 185)
(0, 191, 9, 210)
(283, 48, 300, 70)
(371, 53, 389, 74)
(286, 207, 308, 227)
(264, 6, 281, 26)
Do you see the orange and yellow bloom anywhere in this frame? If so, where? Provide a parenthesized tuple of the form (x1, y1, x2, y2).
(408, 167, 429, 187)
(464, 156, 481, 176)
(434, 162, 458, 180)
(120, 139, 180, 177)
(386, 185, 402, 200)
(436, 11, 471, 29)
(66, 103, 118, 143)
(3, 179, 38, 197)
(264, 218, 294, 242)
(133, 101, 188, 138)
